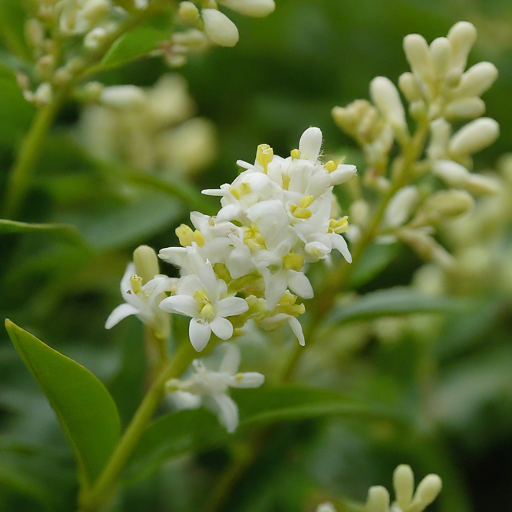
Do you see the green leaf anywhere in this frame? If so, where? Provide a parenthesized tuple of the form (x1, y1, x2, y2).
(4, 321, 121, 488)
(126, 386, 388, 482)
(348, 242, 399, 287)
(101, 26, 169, 69)
(327, 287, 465, 326)
(0, 219, 90, 248)
(0, 0, 30, 60)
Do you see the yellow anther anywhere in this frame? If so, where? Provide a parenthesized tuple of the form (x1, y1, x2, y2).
(240, 182, 252, 195)
(283, 252, 305, 271)
(291, 149, 301, 159)
(278, 291, 297, 306)
(176, 224, 194, 247)
(325, 160, 338, 173)
(194, 230, 206, 247)
(243, 224, 266, 252)
(293, 207, 312, 219)
(329, 216, 349, 234)
(282, 174, 290, 190)
(228, 185, 241, 199)
(299, 195, 314, 208)
(256, 144, 274, 173)
(201, 303, 215, 322)
(289, 204, 298, 214)
(193, 289, 210, 306)
(235, 373, 244, 382)
(130, 274, 143, 294)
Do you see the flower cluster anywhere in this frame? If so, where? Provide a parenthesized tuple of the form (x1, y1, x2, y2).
(78, 74, 217, 177)
(333, 21, 500, 269)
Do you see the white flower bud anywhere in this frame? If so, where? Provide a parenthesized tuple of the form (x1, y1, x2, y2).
(410, 474, 442, 512)
(444, 97, 485, 120)
(100, 85, 146, 108)
(134, 245, 160, 285)
(365, 486, 389, 512)
(179, 1, 200, 23)
(385, 186, 419, 227)
(432, 159, 470, 186)
(394, 465, 414, 511)
(428, 118, 451, 160)
(398, 72, 422, 103)
(316, 503, 337, 512)
(421, 190, 474, 221)
(350, 199, 370, 228)
(453, 61, 498, 98)
(464, 173, 501, 195)
(430, 37, 451, 79)
(34, 82, 53, 106)
(220, 0, 275, 17)
(370, 76, 407, 131)
(81, 0, 110, 23)
(299, 126, 322, 160)
(447, 21, 477, 73)
(134, 0, 148, 9)
(84, 26, 107, 49)
(202, 9, 239, 47)
(403, 34, 434, 82)
(449, 117, 499, 155)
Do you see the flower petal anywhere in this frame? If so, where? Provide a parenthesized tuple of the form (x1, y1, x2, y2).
(331, 233, 352, 263)
(217, 297, 249, 317)
(210, 316, 234, 340)
(189, 319, 212, 352)
(287, 316, 305, 346)
(159, 294, 199, 317)
(287, 270, 314, 299)
(105, 303, 139, 329)
(218, 343, 241, 374)
(227, 372, 265, 388)
(204, 393, 239, 433)
(299, 127, 322, 161)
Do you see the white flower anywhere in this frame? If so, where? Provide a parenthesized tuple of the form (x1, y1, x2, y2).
(105, 263, 175, 336)
(159, 260, 249, 351)
(167, 343, 264, 432)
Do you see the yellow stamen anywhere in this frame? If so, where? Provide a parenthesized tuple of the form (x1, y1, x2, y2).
(256, 144, 273, 173)
(194, 230, 206, 247)
(299, 195, 314, 208)
(329, 216, 349, 234)
(130, 274, 143, 294)
(176, 224, 194, 247)
(201, 303, 215, 322)
(293, 207, 312, 219)
(228, 185, 241, 199)
(283, 252, 305, 271)
(282, 174, 290, 190)
(235, 373, 244, 382)
(325, 160, 338, 173)
(291, 149, 301, 159)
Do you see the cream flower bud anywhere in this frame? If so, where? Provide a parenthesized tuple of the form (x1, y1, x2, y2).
(365, 486, 389, 512)
(421, 190, 474, 221)
(410, 474, 442, 512)
(428, 118, 451, 160)
(403, 34, 434, 82)
(449, 117, 500, 155)
(432, 160, 469, 186)
(84, 27, 107, 50)
(34, 82, 53, 106)
(394, 464, 414, 510)
(179, 1, 200, 23)
(430, 37, 451, 79)
(100, 85, 146, 108)
(398, 228, 454, 269)
(398, 72, 422, 103)
(370, 76, 407, 131)
(220, 0, 275, 17)
(444, 97, 485, 120)
(385, 186, 419, 227)
(316, 503, 337, 512)
(447, 21, 477, 72)
(134, 245, 160, 285)
(453, 62, 499, 98)
(465, 173, 501, 195)
(202, 9, 239, 47)
(299, 126, 322, 160)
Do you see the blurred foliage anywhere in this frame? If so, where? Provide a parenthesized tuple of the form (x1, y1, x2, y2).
(1, 0, 512, 511)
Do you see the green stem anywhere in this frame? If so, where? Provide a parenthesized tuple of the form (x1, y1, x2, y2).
(78, 342, 196, 512)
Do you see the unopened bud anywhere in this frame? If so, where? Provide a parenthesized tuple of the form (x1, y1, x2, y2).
(100, 85, 146, 108)
(428, 118, 451, 160)
(432, 159, 469, 187)
(34, 82, 53, 106)
(385, 186, 419, 227)
(410, 474, 442, 512)
(447, 21, 477, 73)
(449, 117, 499, 155)
(202, 9, 239, 47)
(179, 1, 200, 23)
(403, 34, 434, 82)
(420, 190, 474, 223)
(350, 199, 370, 227)
(84, 26, 107, 49)
(365, 486, 389, 512)
(398, 72, 422, 103)
(453, 61, 498, 98)
(465, 173, 501, 195)
(394, 465, 414, 511)
(316, 503, 337, 512)
(430, 37, 451, 79)
(133, 245, 159, 284)
(81, 0, 110, 24)
(220, 0, 275, 17)
(299, 126, 322, 160)
(370, 76, 407, 132)
(444, 97, 485, 120)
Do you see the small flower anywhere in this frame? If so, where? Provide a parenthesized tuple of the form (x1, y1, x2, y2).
(167, 343, 264, 432)
(159, 260, 249, 351)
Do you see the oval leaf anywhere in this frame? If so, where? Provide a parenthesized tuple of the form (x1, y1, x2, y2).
(4, 320, 121, 487)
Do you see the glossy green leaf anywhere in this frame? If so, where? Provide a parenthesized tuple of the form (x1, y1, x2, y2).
(328, 287, 465, 326)
(126, 386, 386, 482)
(101, 26, 169, 69)
(4, 320, 121, 488)
(348, 242, 399, 287)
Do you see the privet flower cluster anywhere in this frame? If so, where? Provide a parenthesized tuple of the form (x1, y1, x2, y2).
(79, 74, 217, 177)
(106, 127, 356, 430)
(317, 464, 442, 512)
(333, 21, 500, 270)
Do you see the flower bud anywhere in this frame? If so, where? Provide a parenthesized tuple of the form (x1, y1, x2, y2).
(447, 21, 477, 73)
(398, 228, 454, 269)
(370, 76, 407, 132)
(220, 0, 275, 17)
(84, 26, 107, 50)
(420, 190, 474, 222)
(410, 474, 442, 512)
(394, 465, 414, 510)
(398, 72, 422, 103)
(299, 126, 322, 160)
(403, 34, 434, 82)
(432, 159, 469, 186)
(134, 245, 159, 285)
(430, 37, 451, 79)
(385, 186, 419, 227)
(453, 61, 498, 98)
(34, 82, 53, 106)
(316, 503, 337, 512)
(179, 1, 200, 23)
(202, 9, 239, 47)
(365, 486, 389, 512)
(465, 173, 501, 195)
(100, 85, 146, 108)
(449, 117, 499, 155)
(444, 97, 485, 120)
(428, 118, 451, 160)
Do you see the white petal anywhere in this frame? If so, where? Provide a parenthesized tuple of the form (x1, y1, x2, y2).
(262, 269, 287, 310)
(204, 393, 239, 433)
(189, 319, 212, 352)
(171, 391, 202, 410)
(159, 295, 200, 317)
(120, 263, 136, 302)
(218, 343, 241, 374)
(105, 303, 139, 329)
(329, 164, 357, 185)
(287, 316, 305, 346)
(227, 372, 265, 388)
(217, 297, 249, 317)
(210, 316, 234, 340)
(287, 270, 314, 299)
(299, 127, 322, 160)
(201, 188, 225, 197)
(217, 203, 242, 222)
(198, 262, 220, 303)
(331, 233, 352, 263)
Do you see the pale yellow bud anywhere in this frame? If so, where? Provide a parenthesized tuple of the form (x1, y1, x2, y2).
(133, 245, 159, 284)
(453, 61, 498, 98)
(370, 76, 407, 131)
(430, 37, 451, 79)
(409, 474, 442, 512)
(444, 97, 485, 120)
(403, 34, 434, 82)
(202, 8, 239, 47)
(394, 464, 414, 510)
(179, 1, 200, 23)
(449, 117, 499, 155)
(420, 189, 474, 223)
(365, 486, 389, 512)
(398, 72, 422, 103)
(447, 21, 477, 73)
(220, 0, 275, 17)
